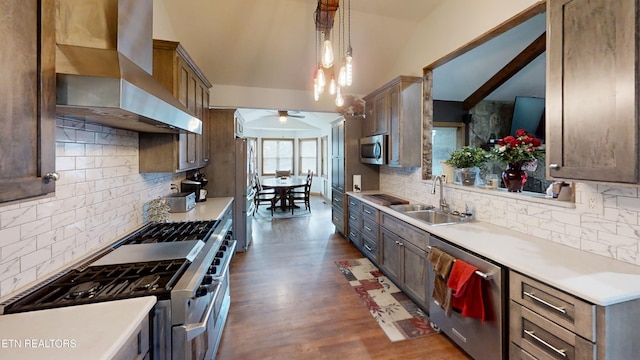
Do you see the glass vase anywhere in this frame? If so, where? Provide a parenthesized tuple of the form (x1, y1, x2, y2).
(502, 162, 527, 192)
(453, 167, 479, 186)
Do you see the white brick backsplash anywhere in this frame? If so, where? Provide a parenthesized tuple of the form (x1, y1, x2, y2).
(551, 210, 581, 226)
(21, 248, 52, 271)
(36, 255, 66, 278)
(2, 237, 37, 262)
(56, 156, 76, 171)
(86, 144, 103, 156)
(37, 228, 64, 249)
(1, 206, 37, 229)
(63, 142, 85, 156)
(381, 167, 640, 268)
(1, 267, 36, 296)
(581, 214, 617, 233)
(0, 226, 20, 248)
(617, 196, 640, 212)
(0, 118, 181, 298)
(21, 218, 52, 239)
(0, 258, 20, 283)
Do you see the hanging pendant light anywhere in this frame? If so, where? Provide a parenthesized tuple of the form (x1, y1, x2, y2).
(335, 86, 344, 107)
(338, 61, 347, 87)
(329, 73, 337, 95)
(316, 64, 326, 91)
(345, 0, 353, 86)
(321, 32, 334, 68)
(345, 47, 353, 86)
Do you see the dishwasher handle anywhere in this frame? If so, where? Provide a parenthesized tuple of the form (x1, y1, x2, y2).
(427, 245, 492, 280)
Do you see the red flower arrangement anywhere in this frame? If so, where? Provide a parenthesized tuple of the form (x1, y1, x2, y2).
(491, 129, 543, 165)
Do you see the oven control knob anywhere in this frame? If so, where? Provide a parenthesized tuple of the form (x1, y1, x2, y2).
(213, 258, 221, 266)
(202, 275, 214, 285)
(216, 251, 224, 258)
(195, 286, 208, 297)
(208, 265, 217, 274)
(219, 245, 227, 251)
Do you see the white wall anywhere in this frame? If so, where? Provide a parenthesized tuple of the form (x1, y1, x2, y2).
(0, 118, 183, 298)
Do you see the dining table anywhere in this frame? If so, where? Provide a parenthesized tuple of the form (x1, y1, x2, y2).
(261, 176, 307, 212)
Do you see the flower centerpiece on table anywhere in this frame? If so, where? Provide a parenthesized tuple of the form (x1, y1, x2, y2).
(445, 146, 489, 185)
(491, 129, 544, 192)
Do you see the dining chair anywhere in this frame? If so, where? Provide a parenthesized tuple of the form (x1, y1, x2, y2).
(288, 170, 313, 214)
(253, 173, 278, 216)
(275, 170, 291, 178)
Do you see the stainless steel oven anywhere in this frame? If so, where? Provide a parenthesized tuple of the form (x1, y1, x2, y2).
(0, 214, 236, 360)
(360, 135, 387, 165)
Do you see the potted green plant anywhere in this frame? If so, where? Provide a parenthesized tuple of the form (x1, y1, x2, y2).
(445, 146, 489, 185)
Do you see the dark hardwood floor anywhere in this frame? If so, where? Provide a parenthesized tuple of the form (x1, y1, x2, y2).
(216, 195, 470, 360)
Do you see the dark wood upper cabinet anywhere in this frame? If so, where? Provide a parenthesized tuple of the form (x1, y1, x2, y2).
(139, 40, 211, 173)
(0, 0, 57, 203)
(547, 0, 638, 183)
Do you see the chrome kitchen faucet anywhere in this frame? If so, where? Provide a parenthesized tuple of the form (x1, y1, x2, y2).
(432, 175, 449, 212)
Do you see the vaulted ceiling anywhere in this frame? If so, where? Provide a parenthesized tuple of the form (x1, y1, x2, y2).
(154, 0, 545, 130)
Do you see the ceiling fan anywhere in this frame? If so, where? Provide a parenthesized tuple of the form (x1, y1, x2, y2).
(274, 110, 305, 124)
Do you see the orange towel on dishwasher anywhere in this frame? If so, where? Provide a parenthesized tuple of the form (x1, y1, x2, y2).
(446, 259, 486, 322)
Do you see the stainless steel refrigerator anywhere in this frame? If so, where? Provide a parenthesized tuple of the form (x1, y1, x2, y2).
(234, 137, 255, 252)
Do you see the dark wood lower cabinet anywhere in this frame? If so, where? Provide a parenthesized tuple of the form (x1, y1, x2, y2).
(380, 227, 429, 307)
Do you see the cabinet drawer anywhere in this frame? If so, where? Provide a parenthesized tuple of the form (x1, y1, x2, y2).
(362, 236, 378, 262)
(510, 271, 595, 341)
(361, 218, 378, 241)
(347, 225, 362, 249)
(509, 342, 538, 360)
(510, 301, 595, 360)
(347, 209, 361, 224)
(361, 203, 379, 222)
(332, 206, 344, 234)
(113, 314, 150, 360)
(347, 197, 361, 213)
(332, 189, 345, 210)
(380, 213, 429, 251)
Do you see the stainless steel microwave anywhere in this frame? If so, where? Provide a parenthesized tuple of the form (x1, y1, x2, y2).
(360, 135, 387, 165)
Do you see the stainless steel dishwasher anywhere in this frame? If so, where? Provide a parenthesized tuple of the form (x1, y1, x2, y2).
(428, 235, 506, 360)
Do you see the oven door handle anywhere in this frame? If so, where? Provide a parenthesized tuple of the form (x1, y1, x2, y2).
(212, 240, 237, 280)
(184, 281, 223, 341)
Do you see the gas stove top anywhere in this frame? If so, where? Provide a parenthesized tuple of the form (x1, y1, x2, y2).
(114, 220, 219, 246)
(3, 259, 190, 313)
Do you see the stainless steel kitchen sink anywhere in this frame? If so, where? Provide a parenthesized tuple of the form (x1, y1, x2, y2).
(405, 210, 463, 225)
(388, 204, 435, 212)
(387, 203, 465, 225)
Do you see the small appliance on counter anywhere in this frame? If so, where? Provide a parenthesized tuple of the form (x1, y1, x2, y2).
(182, 170, 208, 202)
(164, 192, 196, 213)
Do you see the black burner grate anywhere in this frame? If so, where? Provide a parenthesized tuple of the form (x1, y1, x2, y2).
(115, 220, 219, 246)
(4, 259, 189, 314)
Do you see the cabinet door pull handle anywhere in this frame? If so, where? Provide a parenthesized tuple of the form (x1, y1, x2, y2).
(44, 172, 60, 183)
(349, 215, 356, 220)
(523, 291, 567, 314)
(524, 329, 567, 358)
(364, 225, 372, 232)
(364, 209, 372, 215)
(398, 242, 403, 246)
(364, 244, 373, 252)
(549, 163, 560, 170)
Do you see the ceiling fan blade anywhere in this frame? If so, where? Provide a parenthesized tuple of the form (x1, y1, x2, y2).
(288, 114, 306, 118)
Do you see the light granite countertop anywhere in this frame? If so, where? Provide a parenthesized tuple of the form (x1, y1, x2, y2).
(0, 296, 156, 360)
(168, 197, 233, 222)
(348, 191, 640, 306)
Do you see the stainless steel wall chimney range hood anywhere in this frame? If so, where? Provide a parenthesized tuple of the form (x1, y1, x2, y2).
(55, 0, 201, 134)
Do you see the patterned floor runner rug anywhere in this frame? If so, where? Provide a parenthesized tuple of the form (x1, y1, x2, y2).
(335, 258, 438, 342)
